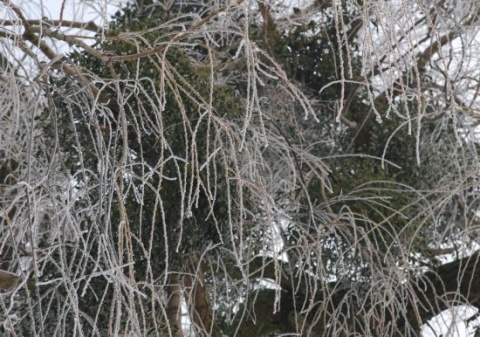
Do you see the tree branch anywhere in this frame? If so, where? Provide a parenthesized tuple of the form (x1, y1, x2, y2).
(1, 19, 102, 32)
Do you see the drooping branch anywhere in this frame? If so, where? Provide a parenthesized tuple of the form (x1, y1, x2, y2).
(339, 4, 480, 134)
(402, 252, 480, 330)
(222, 250, 480, 336)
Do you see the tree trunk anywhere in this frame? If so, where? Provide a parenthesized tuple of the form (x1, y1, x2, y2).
(165, 273, 184, 337)
(183, 254, 222, 337)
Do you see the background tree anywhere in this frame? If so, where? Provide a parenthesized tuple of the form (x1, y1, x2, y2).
(1, 0, 480, 336)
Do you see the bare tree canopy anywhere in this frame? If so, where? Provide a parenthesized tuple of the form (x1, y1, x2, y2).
(1, 0, 480, 336)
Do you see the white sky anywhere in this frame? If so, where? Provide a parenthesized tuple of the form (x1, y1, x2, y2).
(19, 0, 119, 22)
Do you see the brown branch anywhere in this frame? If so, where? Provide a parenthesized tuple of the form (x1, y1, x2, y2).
(0, 0, 223, 114)
(29, 26, 109, 63)
(1, 19, 102, 33)
(183, 255, 221, 337)
(1, 3, 119, 117)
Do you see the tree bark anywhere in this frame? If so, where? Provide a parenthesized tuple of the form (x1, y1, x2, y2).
(183, 254, 222, 337)
(165, 273, 184, 337)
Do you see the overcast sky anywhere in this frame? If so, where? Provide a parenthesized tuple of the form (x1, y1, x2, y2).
(13, 0, 120, 24)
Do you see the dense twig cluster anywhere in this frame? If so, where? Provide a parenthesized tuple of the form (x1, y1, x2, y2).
(0, 0, 480, 336)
